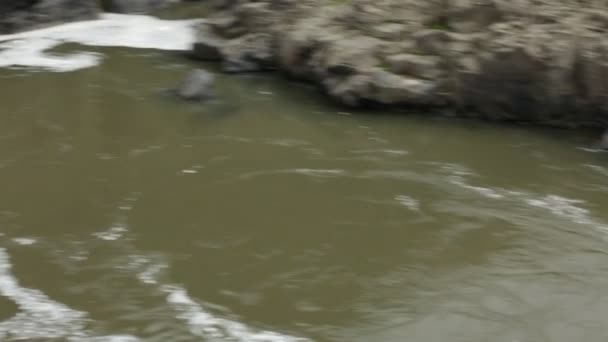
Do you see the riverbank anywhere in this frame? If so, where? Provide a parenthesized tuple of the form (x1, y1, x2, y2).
(191, 0, 608, 130)
(2, 0, 608, 133)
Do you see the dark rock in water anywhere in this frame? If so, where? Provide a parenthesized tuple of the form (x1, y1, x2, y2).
(600, 130, 608, 150)
(173, 69, 215, 102)
(101, 0, 177, 14)
(0, 0, 98, 34)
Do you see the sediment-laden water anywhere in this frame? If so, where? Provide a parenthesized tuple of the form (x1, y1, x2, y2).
(1, 15, 608, 342)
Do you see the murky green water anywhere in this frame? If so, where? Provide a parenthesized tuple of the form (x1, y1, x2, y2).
(1, 46, 608, 342)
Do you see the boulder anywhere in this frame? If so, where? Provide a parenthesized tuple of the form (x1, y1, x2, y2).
(367, 69, 439, 105)
(446, 0, 504, 33)
(189, 0, 608, 126)
(172, 69, 215, 101)
(457, 18, 608, 125)
(101, 0, 177, 14)
(385, 53, 443, 80)
(325, 69, 439, 106)
(220, 33, 275, 73)
(413, 30, 451, 56)
(369, 23, 407, 40)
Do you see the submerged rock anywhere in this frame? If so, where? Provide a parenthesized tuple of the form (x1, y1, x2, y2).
(172, 69, 215, 102)
(0, 0, 98, 34)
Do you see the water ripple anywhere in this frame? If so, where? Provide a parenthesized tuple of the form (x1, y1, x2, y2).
(239, 168, 347, 180)
(0, 248, 140, 341)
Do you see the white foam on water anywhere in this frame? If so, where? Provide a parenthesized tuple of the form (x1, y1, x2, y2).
(395, 195, 420, 211)
(577, 146, 605, 153)
(441, 164, 505, 199)
(441, 163, 608, 236)
(0, 248, 141, 341)
(291, 168, 346, 177)
(181, 169, 199, 174)
(137, 260, 168, 285)
(0, 14, 201, 72)
(93, 225, 128, 241)
(12, 237, 37, 245)
(525, 195, 608, 233)
(0, 248, 86, 340)
(125, 254, 311, 341)
(584, 164, 608, 178)
(162, 285, 310, 342)
(351, 149, 409, 156)
(448, 174, 505, 199)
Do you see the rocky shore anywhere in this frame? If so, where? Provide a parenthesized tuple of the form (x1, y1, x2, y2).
(192, 0, 608, 129)
(2, 0, 608, 132)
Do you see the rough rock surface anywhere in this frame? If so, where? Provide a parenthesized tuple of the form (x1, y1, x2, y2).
(100, 0, 178, 14)
(0, 0, 98, 34)
(191, 0, 608, 128)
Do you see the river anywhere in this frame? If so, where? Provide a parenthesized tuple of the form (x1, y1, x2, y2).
(1, 14, 608, 342)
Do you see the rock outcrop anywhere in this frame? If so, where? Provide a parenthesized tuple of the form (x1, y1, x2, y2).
(191, 0, 608, 128)
(0, 0, 98, 34)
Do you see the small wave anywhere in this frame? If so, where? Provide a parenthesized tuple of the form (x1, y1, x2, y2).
(264, 139, 311, 147)
(577, 146, 606, 153)
(102, 247, 310, 341)
(162, 285, 309, 342)
(120, 252, 310, 341)
(395, 195, 420, 211)
(351, 149, 409, 156)
(439, 163, 608, 234)
(12, 237, 37, 246)
(291, 168, 345, 176)
(93, 225, 128, 241)
(0, 14, 201, 72)
(0, 248, 141, 341)
(203, 135, 253, 143)
(448, 174, 505, 199)
(239, 168, 346, 180)
(0, 247, 86, 340)
(525, 195, 608, 233)
(584, 164, 608, 177)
